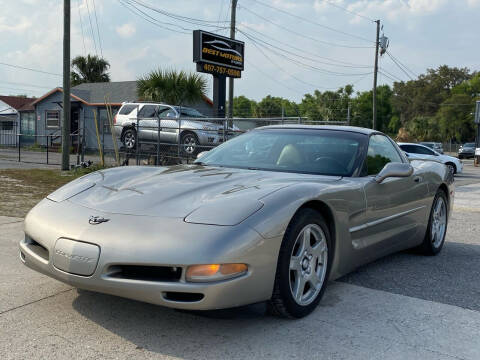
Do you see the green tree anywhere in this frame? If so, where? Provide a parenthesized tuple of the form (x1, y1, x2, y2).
(255, 96, 299, 118)
(232, 96, 256, 117)
(300, 86, 353, 122)
(70, 54, 110, 86)
(351, 85, 393, 134)
(137, 69, 207, 105)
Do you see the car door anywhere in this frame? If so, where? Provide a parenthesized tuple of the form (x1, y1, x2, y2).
(158, 107, 179, 144)
(356, 135, 429, 256)
(137, 105, 158, 141)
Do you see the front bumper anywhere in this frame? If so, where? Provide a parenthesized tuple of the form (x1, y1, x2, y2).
(20, 199, 280, 310)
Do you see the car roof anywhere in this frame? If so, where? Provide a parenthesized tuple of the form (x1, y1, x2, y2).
(397, 142, 428, 146)
(256, 124, 379, 135)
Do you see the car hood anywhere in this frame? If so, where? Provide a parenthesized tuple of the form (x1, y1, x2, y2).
(64, 165, 341, 220)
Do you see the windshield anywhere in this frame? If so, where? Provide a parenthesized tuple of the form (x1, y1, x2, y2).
(174, 107, 205, 118)
(464, 143, 475, 147)
(195, 129, 367, 176)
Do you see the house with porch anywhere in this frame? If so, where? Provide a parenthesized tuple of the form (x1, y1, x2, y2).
(31, 81, 214, 151)
(0, 95, 35, 146)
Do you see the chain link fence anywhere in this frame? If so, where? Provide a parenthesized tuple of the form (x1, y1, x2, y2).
(0, 117, 348, 168)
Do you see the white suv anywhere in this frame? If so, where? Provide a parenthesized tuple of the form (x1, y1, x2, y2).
(113, 102, 229, 155)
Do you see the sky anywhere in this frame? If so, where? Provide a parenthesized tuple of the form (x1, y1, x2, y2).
(0, 0, 479, 103)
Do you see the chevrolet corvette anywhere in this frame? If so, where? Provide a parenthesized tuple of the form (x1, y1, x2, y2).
(20, 126, 454, 318)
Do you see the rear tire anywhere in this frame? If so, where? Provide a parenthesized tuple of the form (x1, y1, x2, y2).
(122, 128, 137, 150)
(268, 208, 332, 318)
(418, 190, 448, 256)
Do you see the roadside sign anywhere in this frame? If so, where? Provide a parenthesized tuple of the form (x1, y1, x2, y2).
(193, 30, 244, 78)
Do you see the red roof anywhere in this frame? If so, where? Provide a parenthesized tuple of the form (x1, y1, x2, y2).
(0, 95, 35, 111)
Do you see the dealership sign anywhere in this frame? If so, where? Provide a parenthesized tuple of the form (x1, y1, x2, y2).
(193, 30, 244, 78)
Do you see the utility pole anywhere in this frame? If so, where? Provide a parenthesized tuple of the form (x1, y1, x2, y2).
(372, 19, 380, 130)
(227, 0, 238, 120)
(347, 103, 351, 125)
(61, 0, 71, 170)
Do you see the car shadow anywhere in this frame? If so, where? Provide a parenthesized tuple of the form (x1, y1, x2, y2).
(339, 240, 480, 312)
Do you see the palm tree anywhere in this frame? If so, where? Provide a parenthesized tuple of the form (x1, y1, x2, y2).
(70, 54, 110, 86)
(137, 69, 207, 105)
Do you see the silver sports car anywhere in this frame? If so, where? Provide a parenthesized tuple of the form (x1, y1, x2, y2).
(20, 126, 454, 318)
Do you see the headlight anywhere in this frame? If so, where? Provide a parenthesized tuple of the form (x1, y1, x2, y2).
(186, 263, 248, 282)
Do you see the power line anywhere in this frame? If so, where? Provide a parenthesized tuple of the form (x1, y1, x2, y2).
(386, 51, 417, 79)
(239, 27, 371, 69)
(245, 0, 374, 44)
(92, 0, 104, 58)
(379, 67, 404, 82)
(119, 0, 228, 34)
(85, 0, 99, 55)
(240, 30, 373, 77)
(0, 80, 56, 89)
(322, 0, 375, 22)
(77, 0, 87, 55)
(246, 60, 301, 94)
(239, 5, 373, 49)
(0, 62, 62, 77)
(128, 0, 231, 27)
(386, 51, 413, 80)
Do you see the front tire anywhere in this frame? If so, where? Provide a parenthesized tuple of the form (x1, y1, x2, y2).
(181, 132, 199, 156)
(268, 208, 331, 318)
(418, 190, 448, 255)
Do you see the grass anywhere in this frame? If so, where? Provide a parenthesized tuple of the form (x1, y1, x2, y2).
(0, 165, 104, 218)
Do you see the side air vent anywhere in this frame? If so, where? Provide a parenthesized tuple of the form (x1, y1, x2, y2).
(163, 292, 204, 302)
(107, 265, 182, 282)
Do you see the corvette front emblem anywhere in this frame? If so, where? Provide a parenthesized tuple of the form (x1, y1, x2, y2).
(89, 216, 110, 225)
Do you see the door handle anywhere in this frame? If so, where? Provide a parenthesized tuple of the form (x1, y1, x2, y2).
(413, 176, 422, 183)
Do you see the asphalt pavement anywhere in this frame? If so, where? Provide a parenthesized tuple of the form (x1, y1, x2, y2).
(1, 161, 480, 359)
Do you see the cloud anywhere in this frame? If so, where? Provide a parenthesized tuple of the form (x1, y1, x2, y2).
(0, 16, 32, 33)
(116, 23, 136, 38)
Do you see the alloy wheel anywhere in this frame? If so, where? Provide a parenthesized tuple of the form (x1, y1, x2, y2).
(431, 196, 447, 248)
(182, 134, 197, 154)
(289, 224, 328, 306)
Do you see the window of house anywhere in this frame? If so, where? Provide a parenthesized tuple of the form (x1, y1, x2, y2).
(0, 121, 14, 131)
(45, 110, 60, 129)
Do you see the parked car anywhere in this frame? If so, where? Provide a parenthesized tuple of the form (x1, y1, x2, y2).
(398, 142, 463, 174)
(21, 126, 454, 318)
(420, 142, 444, 154)
(113, 102, 234, 155)
(458, 142, 476, 159)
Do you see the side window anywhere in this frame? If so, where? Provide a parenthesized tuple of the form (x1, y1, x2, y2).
(158, 107, 177, 118)
(119, 104, 136, 115)
(366, 135, 403, 175)
(415, 146, 435, 155)
(137, 105, 157, 118)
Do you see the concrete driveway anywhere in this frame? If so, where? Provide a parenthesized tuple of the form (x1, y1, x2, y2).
(1, 176, 480, 359)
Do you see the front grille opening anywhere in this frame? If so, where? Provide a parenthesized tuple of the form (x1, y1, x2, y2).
(25, 236, 49, 261)
(163, 292, 204, 302)
(107, 265, 182, 282)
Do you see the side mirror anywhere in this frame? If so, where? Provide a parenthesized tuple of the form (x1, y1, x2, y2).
(197, 151, 208, 159)
(375, 162, 413, 183)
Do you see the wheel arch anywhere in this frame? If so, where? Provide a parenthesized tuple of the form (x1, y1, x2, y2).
(120, 125, 136, 141)
(445, 161, 456, 174)
(295, 200, 337, 265)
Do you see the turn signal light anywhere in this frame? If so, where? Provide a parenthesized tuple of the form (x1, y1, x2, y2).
(186, 263, 248, 282)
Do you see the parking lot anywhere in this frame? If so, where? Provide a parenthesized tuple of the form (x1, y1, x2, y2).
(1, 161, 479, 359)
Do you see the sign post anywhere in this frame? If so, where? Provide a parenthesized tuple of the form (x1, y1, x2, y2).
(193, 30, 245, 118)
